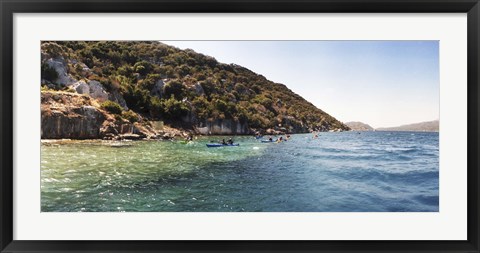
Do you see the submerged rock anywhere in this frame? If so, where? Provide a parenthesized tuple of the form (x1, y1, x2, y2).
(119, 133, 144, 140)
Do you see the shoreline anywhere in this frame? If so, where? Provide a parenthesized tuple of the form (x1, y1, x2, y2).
(40, 130, 439, 143)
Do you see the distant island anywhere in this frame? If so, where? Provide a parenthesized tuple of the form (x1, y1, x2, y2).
(376, 120, 439, 132)
(345, 121, 374, 131)
(41, 41, 349, 140)
(345, 120, 439, 132)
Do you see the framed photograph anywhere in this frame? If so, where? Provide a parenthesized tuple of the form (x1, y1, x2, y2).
(1, 0, 479, 252)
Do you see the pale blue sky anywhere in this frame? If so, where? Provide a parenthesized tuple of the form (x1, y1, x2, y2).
(162, 41, 439, 128)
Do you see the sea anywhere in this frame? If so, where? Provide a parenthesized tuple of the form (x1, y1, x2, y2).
(41, 131, 439, 212)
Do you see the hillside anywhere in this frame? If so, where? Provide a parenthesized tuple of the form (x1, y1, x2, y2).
(40, 41, 349, 139)
(376, 120, 439, 132)
(345, 121, 374, 131)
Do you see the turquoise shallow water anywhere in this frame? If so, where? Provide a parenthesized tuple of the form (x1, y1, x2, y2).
(41, 131, 439, 212)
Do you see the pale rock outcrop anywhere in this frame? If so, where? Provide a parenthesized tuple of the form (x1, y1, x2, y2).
(88, 81, 109, 102)
(196, 119, 250, 135)
(150, 79, 165, 98)
(194, 82, 205, 96)
(45, 58, 77, 86)
(41, 93, 106, 139)
(108, 89, 128, 110)
(71, 80, 109, 103)
(72, 80, 89, 94)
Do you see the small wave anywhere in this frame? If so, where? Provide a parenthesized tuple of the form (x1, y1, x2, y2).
(327, 168, 439, 185)
(413, 194, 439, 206)
(318, 147, 351, 153)
(41, 133, 439, 212)
(385, 147, 418, 153)
(310, 153, 381, 161)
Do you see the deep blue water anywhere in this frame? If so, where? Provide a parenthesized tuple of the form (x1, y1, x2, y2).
(41, 131, 439, 212)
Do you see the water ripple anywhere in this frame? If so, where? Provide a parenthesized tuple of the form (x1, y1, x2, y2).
(41, 132, 439, 212)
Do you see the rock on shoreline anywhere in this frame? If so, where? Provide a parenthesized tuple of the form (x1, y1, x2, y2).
(41, 91, 192, 141)
(41, 91, 340, 141)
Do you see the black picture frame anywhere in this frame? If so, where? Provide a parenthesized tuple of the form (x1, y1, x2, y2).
(1, 0, 479, 252)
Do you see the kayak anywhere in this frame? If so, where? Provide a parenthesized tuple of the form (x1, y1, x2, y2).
(261, 139, 277, 143)
(206, 143, 240, 148)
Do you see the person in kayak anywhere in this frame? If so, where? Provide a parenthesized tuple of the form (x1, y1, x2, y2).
(227, 138, 233, 145)
(277, 136, 283, 143)
(221, 139, 226, 145)
(268, 137, 273, 142)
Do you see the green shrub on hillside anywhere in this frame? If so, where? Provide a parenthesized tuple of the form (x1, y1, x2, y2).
(123, 85, 151, 113)
(41, 41, 349, 132)
(163, 80, 185, 100)
(138, 74, 160, 91)
(149, 97, 164, 119)
(122, 110, 139, 123)
(162, 96, 190, 120)
(133, 60, 153, 76)
(101, 100, 123, 115)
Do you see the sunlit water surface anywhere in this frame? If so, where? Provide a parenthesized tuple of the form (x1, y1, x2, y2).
(41, 132, 439, 212)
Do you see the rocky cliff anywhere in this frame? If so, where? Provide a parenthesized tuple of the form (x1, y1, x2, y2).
(196, 119, 250, 135)
(41, 91, 169, 140)
(41, 41, 349, 139)
(41, 92, 105, 139)
(345, 121, 374, 131)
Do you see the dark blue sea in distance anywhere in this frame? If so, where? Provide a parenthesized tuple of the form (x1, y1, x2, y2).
(41, 131, 439, 212)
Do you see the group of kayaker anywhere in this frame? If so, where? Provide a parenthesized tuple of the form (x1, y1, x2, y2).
(220, 138, 234, 145)
(184, 133, 299, 147)
(184, 132, 321, 146)
(209, 134, 290, 146)
(262, 134, 290, 143)
(185, 135, 236, 146)
(205, 138, 237, 148)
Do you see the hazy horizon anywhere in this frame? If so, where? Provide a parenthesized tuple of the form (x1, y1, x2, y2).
(161, 41, 439, 129)
(346, 119, 439, 129)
